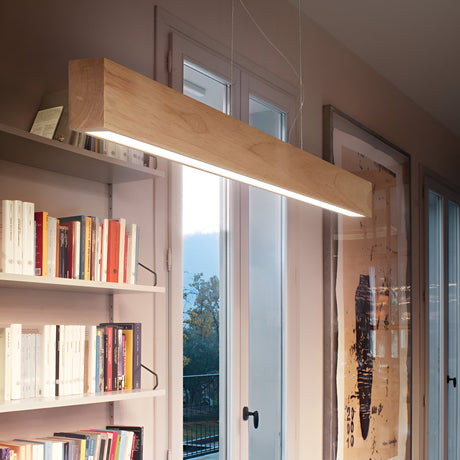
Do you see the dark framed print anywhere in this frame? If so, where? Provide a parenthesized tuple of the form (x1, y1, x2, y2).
(323, 105, 411, 460)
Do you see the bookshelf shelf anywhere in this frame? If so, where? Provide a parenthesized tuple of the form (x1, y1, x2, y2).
(0, 123, 165, 184)
(0, 122, 164, 447)
(0, 273, 165, 294)
(0, 389, 166, 414)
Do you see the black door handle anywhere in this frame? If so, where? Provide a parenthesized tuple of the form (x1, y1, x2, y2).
(243, 406, 259, 429)
(447, 375, 457, 388)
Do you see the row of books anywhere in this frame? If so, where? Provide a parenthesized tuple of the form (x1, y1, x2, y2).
(0, 322, 142, 401)
(70, 133, 156, 170)
(0, 200, 140, 284)
(0, 425, 143, 460)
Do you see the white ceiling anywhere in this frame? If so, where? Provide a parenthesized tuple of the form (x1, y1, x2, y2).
(292, 0, 460, 139)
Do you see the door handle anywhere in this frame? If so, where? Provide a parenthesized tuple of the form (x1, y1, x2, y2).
(447, 375, 457, 388)
(243, 406, 259, 429)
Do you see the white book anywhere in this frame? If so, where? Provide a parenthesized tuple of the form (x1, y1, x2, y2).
(72, 325, 79, 395)
(0, 200, 15, 273)
(105, 140, 117, 158)
(32, 443, 44, 460)
(85, 325, 96, 394)
(117, 218, 126, 283)
(0, 327, 6, 401)
(46, 325, 57, 398)
(124, 431, 134, 460)
(35, 438, 64, 460)
(58, 325, 65, 396)
(22, 201, 35, 275)
(126, 224, 139, 285)
(10, 323, 22, 400)
(101, 218, 109, 282)
(22, 328, 40, 399)
(20, 330, 28, 398)
(47, 216, 57, 278)
(79, 325, 86, 394)
(13, 200, 23, 274)
(74, 221, 81, 280)
(4, 326, 12, 401)
(37, 325, 47, 397)
(95, 223, 102, 282)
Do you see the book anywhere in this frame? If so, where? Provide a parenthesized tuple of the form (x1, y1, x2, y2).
(89, 431, 117, 460)
(117, 218, 126, 284)
(0, 447, 9, 460)
(29, 105, 64, 139)
(84, 216, 92, 281)
(59, 221, 75, 279)
(100, 219, 109, 282)
(106, 426, 143, 460)
(101, 323, 141, 390)
(47, 216, 58, 278)
(12, 440, 45, 460)
(35, 437, 65, 460)
(55, 325, 61, 396)
(53, 433, 89, 460)
(22, 201, 35, 276)
(0, 200, 14, 274)
(59, 216, 87, 280)
(57, 225, 68, 278)
(126, 224, 139, 285)
(0, 328, 7, 401)
(10, 323, 22, 400)
(90, 216, 98, 281)
(34, 211, 48, 276)
(85, 325, 97, 394)
(0, 441, 27, 460)
(35, 90, 73, 143)
(107, 220, 120, 283)
(12, 200, 23, 275)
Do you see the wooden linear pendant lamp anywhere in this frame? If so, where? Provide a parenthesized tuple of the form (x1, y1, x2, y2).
(69, 58, 372, 217)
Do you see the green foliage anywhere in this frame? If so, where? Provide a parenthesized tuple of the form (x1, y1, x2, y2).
(183, 273, 219, 375)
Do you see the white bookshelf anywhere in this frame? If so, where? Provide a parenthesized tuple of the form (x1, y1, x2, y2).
(0, 273, 165, 295)
(0, 389, 166, 414)
(0, 123, 166, 443)
(0, 123, 165, 183)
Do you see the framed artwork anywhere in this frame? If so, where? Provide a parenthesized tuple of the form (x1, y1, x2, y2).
(323, 105, 411, 460)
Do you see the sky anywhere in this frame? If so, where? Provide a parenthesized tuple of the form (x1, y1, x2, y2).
(182, 167, 221, 236)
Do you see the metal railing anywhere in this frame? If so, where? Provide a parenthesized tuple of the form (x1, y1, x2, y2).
(183, 373, 219, 459)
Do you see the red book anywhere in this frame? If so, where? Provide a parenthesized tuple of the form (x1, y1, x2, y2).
(34, 211, 48, 276)
(107, 220, 120, 282)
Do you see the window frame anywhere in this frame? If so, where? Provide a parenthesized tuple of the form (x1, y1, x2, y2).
(154, 7, 299, 459)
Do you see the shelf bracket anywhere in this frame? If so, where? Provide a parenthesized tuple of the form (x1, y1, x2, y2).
(138, 262, 158, 287)
(141, 364, 159, 390)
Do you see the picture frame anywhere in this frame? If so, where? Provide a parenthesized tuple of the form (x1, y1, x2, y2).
(322, 105, 411, 460)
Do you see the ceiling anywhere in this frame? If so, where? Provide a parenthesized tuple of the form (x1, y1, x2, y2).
(292, 0, 460, 139)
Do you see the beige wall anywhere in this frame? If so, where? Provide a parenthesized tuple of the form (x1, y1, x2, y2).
(1, 0, 459, 458)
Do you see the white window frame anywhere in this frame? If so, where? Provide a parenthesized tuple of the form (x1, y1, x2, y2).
(154, 7, 299, 460)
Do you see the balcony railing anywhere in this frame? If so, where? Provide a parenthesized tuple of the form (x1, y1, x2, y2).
(183, 373, 219, 459)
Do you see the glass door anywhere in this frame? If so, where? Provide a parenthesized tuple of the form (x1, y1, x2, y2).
(246, 96, 287, 460)
(427, 186, 460, 460)
(182, 61, 229, 460)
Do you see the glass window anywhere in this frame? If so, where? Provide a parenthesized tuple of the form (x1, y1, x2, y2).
(428, 190, 444, 459)
(182, 61, 229, 459)
(248, 96, 287, 460)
